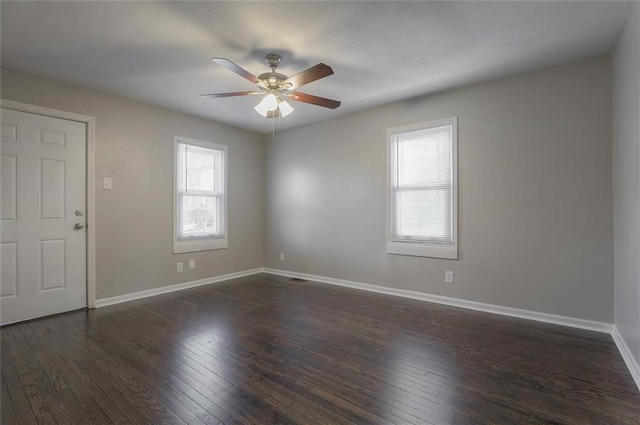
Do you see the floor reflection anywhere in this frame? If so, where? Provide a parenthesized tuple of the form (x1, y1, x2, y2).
(166, 308, 239, 420)
(381, 334, 460, 424)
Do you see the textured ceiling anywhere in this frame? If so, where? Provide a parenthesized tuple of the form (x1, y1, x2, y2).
(1, 1, 633, 134)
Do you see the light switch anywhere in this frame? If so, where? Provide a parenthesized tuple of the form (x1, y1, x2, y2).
(103, 177, 112, 190)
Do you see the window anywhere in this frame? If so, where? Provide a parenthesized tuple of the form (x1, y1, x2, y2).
(387, 117, 458, 259)
(173, 136, 228, 253)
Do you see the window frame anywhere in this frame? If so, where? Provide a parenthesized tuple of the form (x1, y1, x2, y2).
(173, 135, 228, 254)
(386, 117, 458, 260)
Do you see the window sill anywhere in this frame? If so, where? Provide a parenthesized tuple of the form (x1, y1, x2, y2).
(173, 237, 228, 254)
(386, 241, 458, 260)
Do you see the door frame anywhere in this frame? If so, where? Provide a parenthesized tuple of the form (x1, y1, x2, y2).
(1, 99, 97, 308)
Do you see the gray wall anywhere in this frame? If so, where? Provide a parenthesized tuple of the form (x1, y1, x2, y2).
(613, 4, 640, 365)
(265, 55, 613, 322)
(1, 54, 616, 323)
(1, 69, 265, 299)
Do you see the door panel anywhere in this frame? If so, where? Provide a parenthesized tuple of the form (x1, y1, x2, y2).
(40, 158, 66, 219)
(40, 239, 66, 291)
(1, 241, 18, 298)
(0, 108, 87, 324)
(1, 123, 18, 141)
(0, 154, 17, 220)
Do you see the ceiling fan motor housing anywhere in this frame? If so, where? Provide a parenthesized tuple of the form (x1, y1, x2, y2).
(260, 54, 291, 89)
(258, 71, 289, 89)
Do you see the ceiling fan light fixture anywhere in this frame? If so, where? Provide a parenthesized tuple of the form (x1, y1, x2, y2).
(207, 54, 340, 120)
(278, 100, 294, 117)
(254, 93, 278, 116)
(254, 105, 269, 117)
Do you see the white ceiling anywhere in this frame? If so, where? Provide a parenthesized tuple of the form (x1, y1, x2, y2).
(1, 1, 633, 134)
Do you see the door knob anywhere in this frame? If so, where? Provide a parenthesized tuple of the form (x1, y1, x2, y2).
(74, 223, 85, 230)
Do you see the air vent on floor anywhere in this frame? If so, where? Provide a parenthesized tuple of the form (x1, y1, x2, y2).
(289, 278, 308, 283)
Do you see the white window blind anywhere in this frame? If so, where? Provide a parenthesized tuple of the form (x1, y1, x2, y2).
(387, 118, 458, 259)
(174, 136, 228, 253)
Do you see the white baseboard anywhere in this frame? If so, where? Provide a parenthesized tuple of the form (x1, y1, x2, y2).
(94, 266, 637, 389)
(612, 325, 640, 391)
(263, 268, 613, 334)
(96, 266, 612, 334)
(95, 268, 264, 308)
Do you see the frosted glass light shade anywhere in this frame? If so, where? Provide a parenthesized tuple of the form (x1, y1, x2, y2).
(254, 93, 278, 116)
(278, 100, 294, 117)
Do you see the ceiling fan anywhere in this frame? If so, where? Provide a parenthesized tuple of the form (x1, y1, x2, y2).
(202, 53, 341, 118)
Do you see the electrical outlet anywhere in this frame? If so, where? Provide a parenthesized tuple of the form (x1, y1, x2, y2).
(177, 262, 183, 273)
(189, 259, 196, 269)
(445, 271, 454, 284)
(280, 253, 285, 262)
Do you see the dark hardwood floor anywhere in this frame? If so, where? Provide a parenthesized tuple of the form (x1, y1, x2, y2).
(1, 273, 639, 424)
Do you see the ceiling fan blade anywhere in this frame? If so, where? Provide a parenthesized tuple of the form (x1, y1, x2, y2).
(211, 57, 264, 87)
(287, 91, 341, 109)
(200, 91, 262, 98)
(282, 63, 334, 89)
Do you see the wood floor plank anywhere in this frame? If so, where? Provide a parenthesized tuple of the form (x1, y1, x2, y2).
(1, 345, 39, 425)
(2, 325, 71, 424)
(19, 322, 113, 425)
(83, 321, 229, 425)
(2, 273, 640, 425)
(57, 315, 190, 425)
(1, 374, 20, 425)
(80, 305, 268, 425)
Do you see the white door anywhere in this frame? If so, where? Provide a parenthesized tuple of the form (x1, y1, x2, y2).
(1, 108, 87, 325)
